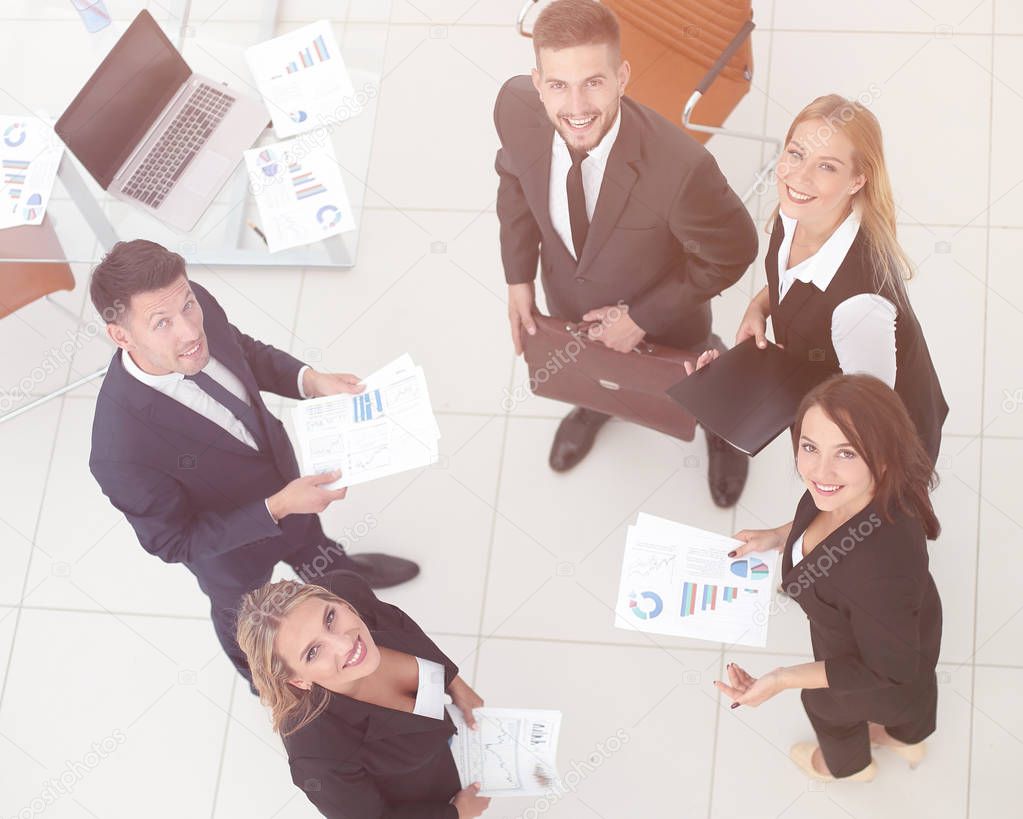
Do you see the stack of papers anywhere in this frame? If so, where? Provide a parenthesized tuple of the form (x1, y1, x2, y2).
(245, 20, 356, 139)
(292, 354, 440, 488)
(0, 116, 63, 230)
(243, 136, 355, 252)
(614, 513, 778, 647)
(446, 706, 562, 798)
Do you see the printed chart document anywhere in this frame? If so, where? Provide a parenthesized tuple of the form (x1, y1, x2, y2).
(0, 116, 63, 229)
(292, 354, 439, 488)
(244, 136, 355, 252)
(245, 20, 355, 138)
(446, 706, 562, 798)
(614, 513, 778, 647)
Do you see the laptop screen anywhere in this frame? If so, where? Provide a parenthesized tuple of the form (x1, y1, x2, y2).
(55, 10, 190, 190)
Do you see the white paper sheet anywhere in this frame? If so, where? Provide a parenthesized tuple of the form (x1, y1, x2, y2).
(446, 706, 562, 798)
(292, 355, 440, 488)
(244, 136, 355, 252)
(244, 20, 356, 139)
(0, 116, 63, 230)
(614, 513, 778, 647)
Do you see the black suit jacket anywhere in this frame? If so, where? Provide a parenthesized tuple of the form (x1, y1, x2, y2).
(284, 571, 461, 819)
(89, 281, 311, 593)
(494, 75, 758, 347)
(782, 492, 942, 718)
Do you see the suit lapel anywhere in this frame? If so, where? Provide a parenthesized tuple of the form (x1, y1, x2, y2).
(575, 104, 642, 277)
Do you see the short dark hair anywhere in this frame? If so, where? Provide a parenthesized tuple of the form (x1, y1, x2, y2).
(89, 239, 187, 324)
(533, 0, 621, 63)
(792, 374, 940, 540)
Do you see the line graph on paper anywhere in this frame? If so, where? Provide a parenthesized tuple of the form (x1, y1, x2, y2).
(383, 376, 421, 411)
(477, 717, 522, 791)
(626, 548, 677, 580)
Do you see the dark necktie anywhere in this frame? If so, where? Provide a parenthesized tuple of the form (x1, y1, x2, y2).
(567, 147, 590, 260)
(186, 370, 264, 451)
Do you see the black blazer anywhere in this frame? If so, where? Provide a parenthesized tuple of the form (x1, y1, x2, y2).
(283, 571, 461, 819)
(782, 491, 942, 712)
(765, 216, 948, 462)
(89, 281, 310, 592)
(494, 75, 758, 348)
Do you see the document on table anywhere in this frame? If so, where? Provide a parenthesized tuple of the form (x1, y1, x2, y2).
(244, 136, 355, 252)
(292, 354, 440, 488)
(245, 20, 356, 138)
(0, 115, 63, 229)
(614, 513, 778, 647)
(446, 706, 562, 798)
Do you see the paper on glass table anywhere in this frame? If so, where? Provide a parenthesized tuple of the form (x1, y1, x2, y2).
(446, 705, 562, 798)
(292, 354, 440, 488)
(0, 116, 64, 230)
(244, 136, 355, 252)
(245, 20, 356, 139)
(614, 513, 778, 647)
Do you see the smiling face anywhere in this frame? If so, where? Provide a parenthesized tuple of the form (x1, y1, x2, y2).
(275, 597, 381, 694)
(106, 275, 209, 376)
(797, 405, 876, 518)
(776, 117, 866, 228)
(531, 43, 629, 153)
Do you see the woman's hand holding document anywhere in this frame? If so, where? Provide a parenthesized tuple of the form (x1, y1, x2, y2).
(615, 513, 779, 647)
(292, 354, 440, 489)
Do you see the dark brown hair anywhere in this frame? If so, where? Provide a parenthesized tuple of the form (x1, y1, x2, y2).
(89, 239, 187, 324)
(533, 0, 621, 62)
(792, 374, 940, 540)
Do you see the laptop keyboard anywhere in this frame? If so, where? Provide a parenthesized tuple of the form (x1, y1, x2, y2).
(122, 84, 235, 209)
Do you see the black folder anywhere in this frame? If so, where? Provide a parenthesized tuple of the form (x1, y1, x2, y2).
(665, 338, 835, 456)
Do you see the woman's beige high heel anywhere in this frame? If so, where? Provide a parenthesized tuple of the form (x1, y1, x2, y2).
(789, 742, 877, 782)
(873, 739, 926, 769)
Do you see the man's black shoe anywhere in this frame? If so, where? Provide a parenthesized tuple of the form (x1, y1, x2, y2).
(346, 553, 420, 589)
(706, 431, 749, 508)
(549, 407, 611, 472)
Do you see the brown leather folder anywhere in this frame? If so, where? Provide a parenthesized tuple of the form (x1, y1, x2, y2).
(522, 314, 699, 441)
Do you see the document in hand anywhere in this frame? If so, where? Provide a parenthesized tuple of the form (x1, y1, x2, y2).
(292, 354, 440, 488)
(244, 20, 356, 138)
(446, 706, 562, 798)
(665, 338, 834, 456)
(614, 513, 778, 648)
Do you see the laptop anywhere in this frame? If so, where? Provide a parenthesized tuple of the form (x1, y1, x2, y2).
(55, 10, 269, 232)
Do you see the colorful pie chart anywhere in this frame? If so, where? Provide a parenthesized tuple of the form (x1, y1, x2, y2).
(3, 123, 26, 148)
(290, 110, 308, 124)
(628, 590, 663, 620)
(316, 204, 342, 228)
(730, 558, 769, 580)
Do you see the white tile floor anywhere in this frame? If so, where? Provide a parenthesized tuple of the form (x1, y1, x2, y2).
(1, 2, 1020, 818)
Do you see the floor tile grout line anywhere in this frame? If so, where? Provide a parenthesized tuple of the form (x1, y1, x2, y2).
(0, 393, 68, 715)
(469, 352, 517, 685)
(705, 648, 725, 819)
(965, 8, 997, 816)
(208, 679, 239, 819)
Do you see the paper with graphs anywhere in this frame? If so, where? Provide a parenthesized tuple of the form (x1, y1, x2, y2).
(0, 116, 63, 229)
(292, 354, 439, 488)
(446, 706, 562, 798)
(244, 136, 355, 252)
(614, 513, 778, 647)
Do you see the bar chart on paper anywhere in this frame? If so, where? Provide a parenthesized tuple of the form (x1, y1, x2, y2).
(615, 514, 778, 647)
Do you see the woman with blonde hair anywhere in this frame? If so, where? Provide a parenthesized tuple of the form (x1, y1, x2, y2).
(688, 94, 947, 462)
(237, 570, 491, 818)
(716, 374, 943, 781)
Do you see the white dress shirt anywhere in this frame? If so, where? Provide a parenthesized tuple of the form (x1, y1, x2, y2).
(412, 656, 447, 720)
(791, 531, 805, 567)
(776, 210, 898, 388)
(548, 110, 622, 261)
(122, 351, 311, 450)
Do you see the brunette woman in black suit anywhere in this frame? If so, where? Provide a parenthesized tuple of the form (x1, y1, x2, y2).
(689, 94, 947, 462)
(237, 571, 491, 819)
(714, 374, 942, 782)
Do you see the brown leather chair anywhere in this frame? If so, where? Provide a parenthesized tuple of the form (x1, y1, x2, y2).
(0, 216, 74, 318)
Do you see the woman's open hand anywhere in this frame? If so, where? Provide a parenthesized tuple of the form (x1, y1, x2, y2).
(714, 663, 786, 708)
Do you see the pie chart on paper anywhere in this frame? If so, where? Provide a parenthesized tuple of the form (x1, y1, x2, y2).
(729, 558, 770, 581)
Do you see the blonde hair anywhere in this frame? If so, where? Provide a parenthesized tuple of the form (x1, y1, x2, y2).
(236, 579, 358, 737)
(770, 94, 914, 307)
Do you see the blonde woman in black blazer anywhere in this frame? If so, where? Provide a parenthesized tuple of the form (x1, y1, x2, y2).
(715, 375, 942, 781)
(237, 571, 491, 819)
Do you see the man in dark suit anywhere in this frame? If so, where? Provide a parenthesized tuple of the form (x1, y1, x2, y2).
(496, 0, 758, 506)
(88, 239, 418, 684)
